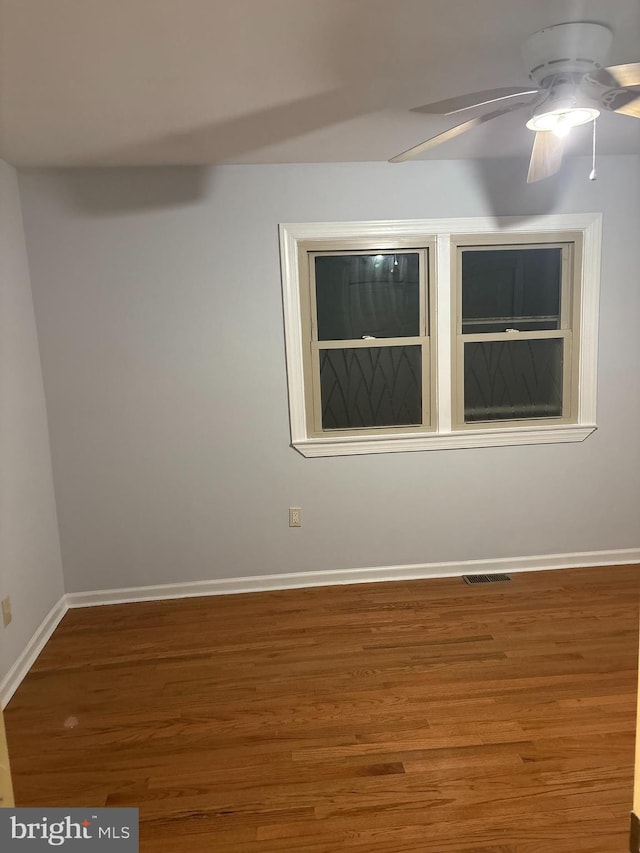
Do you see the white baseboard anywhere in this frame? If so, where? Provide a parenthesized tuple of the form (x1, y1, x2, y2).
(0, 597, 68, 709)
(65, 547, 640, 608)
(3, 549, 639, 708)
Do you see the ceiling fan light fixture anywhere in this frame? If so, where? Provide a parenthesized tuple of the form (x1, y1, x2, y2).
(526, 105, 600, 135)
(526, 83, 600, 136)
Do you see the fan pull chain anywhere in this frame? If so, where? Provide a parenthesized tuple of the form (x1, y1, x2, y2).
(589, 118, 598, 181)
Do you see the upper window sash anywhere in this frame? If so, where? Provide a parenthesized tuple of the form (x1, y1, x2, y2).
(310, 249, 428, 341)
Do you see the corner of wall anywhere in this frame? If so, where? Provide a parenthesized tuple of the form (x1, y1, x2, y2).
(0, 158, 65, 689)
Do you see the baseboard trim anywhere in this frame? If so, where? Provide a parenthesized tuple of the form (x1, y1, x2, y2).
(65, 548, 640, 608)
(0, 597, 68, 709)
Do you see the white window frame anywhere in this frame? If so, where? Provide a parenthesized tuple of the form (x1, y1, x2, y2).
(279, 214, 601, 458)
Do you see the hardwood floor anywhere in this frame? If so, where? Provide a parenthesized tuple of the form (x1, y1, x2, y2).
(5, 565, 639, 852)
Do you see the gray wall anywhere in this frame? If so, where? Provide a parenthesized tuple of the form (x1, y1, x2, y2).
(18, 156, 640, 594)
(0, 160, 64, 687)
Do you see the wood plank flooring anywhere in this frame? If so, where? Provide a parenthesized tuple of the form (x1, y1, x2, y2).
(5, 565, 640, 852)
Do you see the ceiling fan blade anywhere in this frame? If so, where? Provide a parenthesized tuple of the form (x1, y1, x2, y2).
(389, 103, 528, 164)
(527, 131, 566, 183)
(614, 96, 640, 118)
(596, 62, 640, 88)
(600, 86, 640, 118)
(412, 86, 539, 115)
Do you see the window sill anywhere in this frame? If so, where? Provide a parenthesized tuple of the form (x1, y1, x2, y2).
(292, 424, 597, 457)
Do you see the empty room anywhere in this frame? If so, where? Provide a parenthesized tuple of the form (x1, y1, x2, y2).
(1, 1, 639, 851)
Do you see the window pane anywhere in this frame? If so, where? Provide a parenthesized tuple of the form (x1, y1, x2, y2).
(320, 346, 422, 429)
(315, 253, 420, 340)
(464, 339, 563, 422)
(462, 247, 562, 334)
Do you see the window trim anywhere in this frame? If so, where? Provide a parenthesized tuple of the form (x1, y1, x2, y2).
(279, 214, 601, 458)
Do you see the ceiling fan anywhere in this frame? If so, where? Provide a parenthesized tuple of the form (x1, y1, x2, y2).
(389, 22, 640, 182)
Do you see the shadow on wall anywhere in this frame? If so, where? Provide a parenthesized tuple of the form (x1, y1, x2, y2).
(467, 156, 567, 222)
(41, 153, 582, 219)
(43, 166, 214, 216)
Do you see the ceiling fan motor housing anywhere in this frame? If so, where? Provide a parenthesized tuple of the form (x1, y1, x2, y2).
(522, 22, 613, 85)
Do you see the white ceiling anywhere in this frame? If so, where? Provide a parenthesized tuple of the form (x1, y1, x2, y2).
(1, 0, 639, 167)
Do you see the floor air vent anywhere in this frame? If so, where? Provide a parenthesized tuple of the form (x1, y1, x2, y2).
(462, 574, 512, 585)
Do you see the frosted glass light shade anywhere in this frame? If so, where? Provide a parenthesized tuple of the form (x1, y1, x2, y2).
(526, 107, 600, 132)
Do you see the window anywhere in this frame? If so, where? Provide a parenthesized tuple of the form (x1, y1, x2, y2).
(306, 246, 435, 436)
(280, 215, 601, 457)
(452, 235, 580, 428)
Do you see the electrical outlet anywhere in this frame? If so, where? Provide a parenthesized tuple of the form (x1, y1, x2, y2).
(1, 597, 12, 628)
(289, 507, 302, 527)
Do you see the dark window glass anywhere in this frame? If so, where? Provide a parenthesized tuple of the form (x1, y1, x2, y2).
(315, 253, 420, 341)
(462, 247, 562, 334)
(464, 339, 563, 422)
(320, 346, 421, 429)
